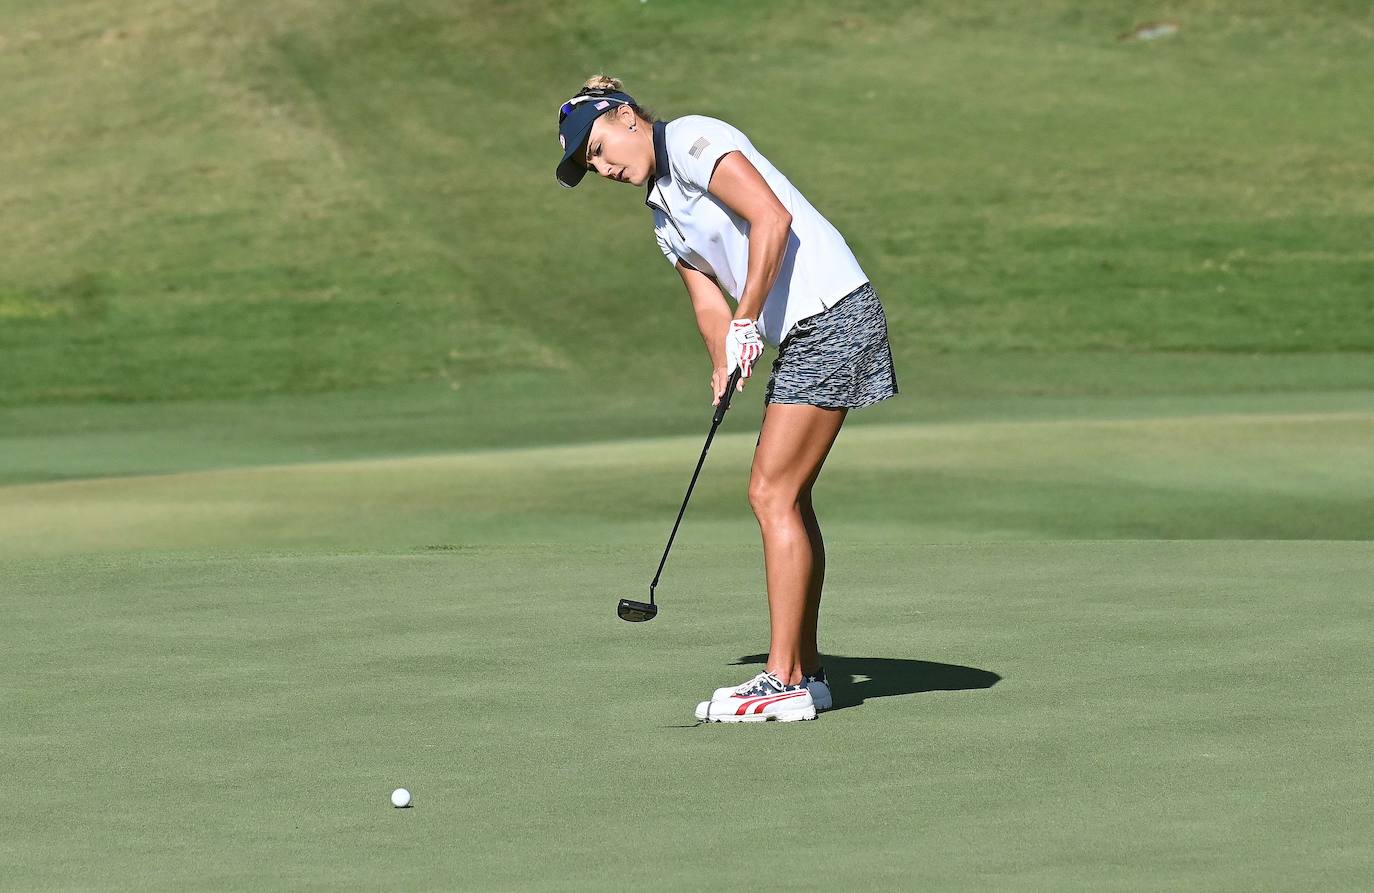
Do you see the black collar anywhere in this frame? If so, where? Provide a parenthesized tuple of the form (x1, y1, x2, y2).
(648, 119, 670, 198)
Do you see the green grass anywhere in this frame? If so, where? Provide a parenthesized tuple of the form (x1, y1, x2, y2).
(5, 395, 1374, 557)
(4, 1, 1374, 888)
(2, 1, 1372, 406)
(4, 399, 1374, 887)
(4, 539, 1372, 889)
(5, 353, 1374, 487)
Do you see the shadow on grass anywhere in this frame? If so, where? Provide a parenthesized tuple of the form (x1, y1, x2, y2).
(730, 653, 1001, 712)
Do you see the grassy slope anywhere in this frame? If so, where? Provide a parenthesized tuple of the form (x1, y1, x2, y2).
(1, 0, 1372, 415)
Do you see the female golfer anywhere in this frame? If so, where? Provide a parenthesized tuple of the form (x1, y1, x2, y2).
(555, 75, 898, 722)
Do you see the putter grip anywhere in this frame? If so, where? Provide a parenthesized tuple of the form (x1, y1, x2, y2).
(713, 367, 744, 425)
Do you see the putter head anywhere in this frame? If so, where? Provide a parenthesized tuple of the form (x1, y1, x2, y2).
(617, 598, 658, 622)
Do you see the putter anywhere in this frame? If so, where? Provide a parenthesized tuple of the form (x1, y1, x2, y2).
(617, 367, 744, 622)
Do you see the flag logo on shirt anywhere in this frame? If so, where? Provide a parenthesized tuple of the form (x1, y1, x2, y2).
(689, 137, 711, 158)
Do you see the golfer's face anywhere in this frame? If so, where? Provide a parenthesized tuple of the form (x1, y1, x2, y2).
(584, 117, 645, 187)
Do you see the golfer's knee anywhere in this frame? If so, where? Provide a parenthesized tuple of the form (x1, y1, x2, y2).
(749, 475, 801, 521)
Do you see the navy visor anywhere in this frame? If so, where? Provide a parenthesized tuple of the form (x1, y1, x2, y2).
(556, 90, 635, 188)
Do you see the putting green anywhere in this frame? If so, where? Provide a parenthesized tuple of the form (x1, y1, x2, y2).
(3, 398, 1372, 888)
(4, 542, 1370, 889)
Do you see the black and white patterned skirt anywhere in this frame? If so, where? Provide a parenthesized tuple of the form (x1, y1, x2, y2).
(764, 281, 899, 409)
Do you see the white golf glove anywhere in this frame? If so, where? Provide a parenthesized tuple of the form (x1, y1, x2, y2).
(724, 318, 764, 378)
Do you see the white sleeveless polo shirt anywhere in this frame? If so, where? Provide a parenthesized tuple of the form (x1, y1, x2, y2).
(646, 116, 869, 347)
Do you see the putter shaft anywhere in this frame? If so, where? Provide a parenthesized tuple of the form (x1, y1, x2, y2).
(648, 367, 744, 603)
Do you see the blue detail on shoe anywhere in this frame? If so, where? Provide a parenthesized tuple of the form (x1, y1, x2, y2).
(735, 671, 807, 698)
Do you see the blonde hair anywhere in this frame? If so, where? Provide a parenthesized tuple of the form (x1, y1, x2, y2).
(578, 73, 658, 125)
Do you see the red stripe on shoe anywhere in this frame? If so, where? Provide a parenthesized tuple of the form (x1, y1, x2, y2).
(735, 691, 808, 716)
(748, 692, 808, 715)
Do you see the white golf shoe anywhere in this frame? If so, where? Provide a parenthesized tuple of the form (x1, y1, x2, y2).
(708, 667, 833, 712)
(694, 671, 817, 723)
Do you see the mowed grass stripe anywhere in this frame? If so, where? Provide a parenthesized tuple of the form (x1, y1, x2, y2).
(4, 406, 1372, 558)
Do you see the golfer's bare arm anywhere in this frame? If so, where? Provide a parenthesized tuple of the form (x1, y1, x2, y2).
(676, 151, 791, 366)
(677, 260, 731, 369)
(705, 152, 792, 323)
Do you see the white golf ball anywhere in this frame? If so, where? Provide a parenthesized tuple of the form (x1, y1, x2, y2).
(391, 787, 412, 808)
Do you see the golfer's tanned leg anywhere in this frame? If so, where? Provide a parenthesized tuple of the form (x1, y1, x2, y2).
(750, 403, 847, 685)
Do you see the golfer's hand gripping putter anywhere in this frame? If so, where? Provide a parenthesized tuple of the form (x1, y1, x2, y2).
(617, 367, 744, 622)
